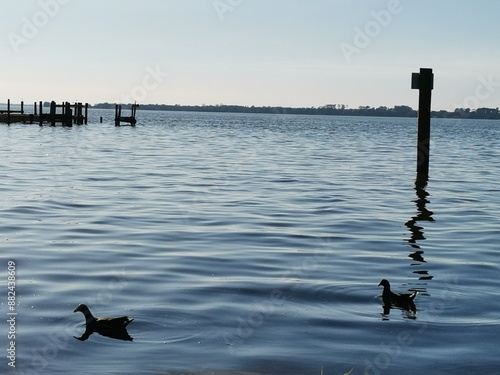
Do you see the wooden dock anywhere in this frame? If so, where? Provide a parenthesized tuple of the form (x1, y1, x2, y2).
(0, 100, 89, 126)
(1, 99, 140, 126)
(114, 103, 139, 126)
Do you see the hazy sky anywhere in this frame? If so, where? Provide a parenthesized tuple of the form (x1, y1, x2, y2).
(1, 0, 499, 110)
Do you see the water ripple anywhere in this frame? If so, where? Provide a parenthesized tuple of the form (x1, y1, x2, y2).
(1, 114, 499, 374)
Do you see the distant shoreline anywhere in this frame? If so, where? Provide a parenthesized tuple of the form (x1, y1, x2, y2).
(2, 102, 499, 120)
(90, 103, 500, 120)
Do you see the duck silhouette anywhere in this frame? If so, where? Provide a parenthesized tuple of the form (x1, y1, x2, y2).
(73, 304, 134, 341)
(378, 279, 417, 307)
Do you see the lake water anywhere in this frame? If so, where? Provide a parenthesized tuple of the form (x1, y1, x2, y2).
(1, 110, 499, 374)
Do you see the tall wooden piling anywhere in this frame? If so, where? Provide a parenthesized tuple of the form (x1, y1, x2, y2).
(412, 68, 434, 175)
(114, 104, 122, 126)
(71, 102, 87, 125)
(7, 99, 10, 124)
(50, 101, 56, 126)
(39, 102, 43, 126)
(131, 103, 137, 119)
(64, 102, 72, 126)
(74, 102, 80, 124)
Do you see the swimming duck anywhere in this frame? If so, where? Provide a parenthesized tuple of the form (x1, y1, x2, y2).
(73, 303, 134, 329)
(378, 279, 417, 306)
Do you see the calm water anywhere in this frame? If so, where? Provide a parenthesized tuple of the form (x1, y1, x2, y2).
(1, 110, 499, 374)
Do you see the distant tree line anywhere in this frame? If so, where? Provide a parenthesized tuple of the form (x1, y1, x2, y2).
(91, 102, 500, 120)
(433, 107, 500, 120)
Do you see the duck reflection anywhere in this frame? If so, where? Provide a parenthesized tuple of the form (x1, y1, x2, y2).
(74, 326, 133, 341)
(382, 302, 417, 320)
(73, 303, 134, 342)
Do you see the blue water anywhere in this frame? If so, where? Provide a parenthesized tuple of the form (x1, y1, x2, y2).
(1, 111, 499, 374)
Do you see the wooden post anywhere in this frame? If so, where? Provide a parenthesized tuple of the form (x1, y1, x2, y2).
(130, 103, 137, 126)
(34, 102, 37, 116)
(115, 104, 122, 126)
(50, 101, 56, 126)
(39, 101, 43, 126)
(412, 68, 434, 176)
(84, 103, 88, 124)
(74, 103, 78, 124)
(7, 99, 10, 124)
(64, 102, 72, 126)
(21, 101, 24, 114)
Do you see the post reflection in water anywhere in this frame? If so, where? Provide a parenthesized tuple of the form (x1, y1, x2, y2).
(382, 174, 435, 319)
(405, 173, 434, 281)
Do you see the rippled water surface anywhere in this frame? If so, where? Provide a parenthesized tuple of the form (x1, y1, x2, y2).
(1, 111, 499, 374)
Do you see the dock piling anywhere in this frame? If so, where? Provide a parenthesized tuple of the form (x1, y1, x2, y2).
(50, 101, 56, 126)
(64, 102, 72, 126)
(39, 102, 43, 126)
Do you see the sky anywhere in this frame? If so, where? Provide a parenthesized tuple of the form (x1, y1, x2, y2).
(1, 0, 499, 110)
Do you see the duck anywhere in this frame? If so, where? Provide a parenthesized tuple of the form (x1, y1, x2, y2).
(378, 279, 417, 306)
(73, 303, 134, 329)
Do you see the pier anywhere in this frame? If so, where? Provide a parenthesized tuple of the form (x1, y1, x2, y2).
(114, 103, 139, 126)
(1, 100, 140, 126)
(0, 100, 89, 126)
